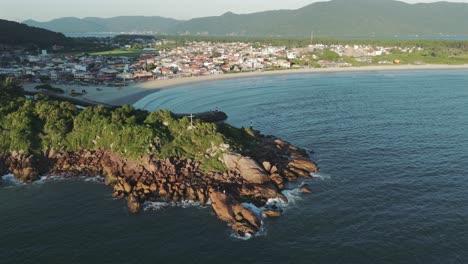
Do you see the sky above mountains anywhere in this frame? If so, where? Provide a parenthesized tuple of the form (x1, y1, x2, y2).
(3, 0, 468, 22)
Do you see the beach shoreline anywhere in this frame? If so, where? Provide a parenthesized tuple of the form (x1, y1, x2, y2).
(23, 64, 468, 106)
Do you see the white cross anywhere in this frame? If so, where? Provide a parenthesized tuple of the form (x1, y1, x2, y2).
(188, 113, 195, 127)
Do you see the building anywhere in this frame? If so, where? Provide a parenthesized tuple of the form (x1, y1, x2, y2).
(74, 71, 94, 81)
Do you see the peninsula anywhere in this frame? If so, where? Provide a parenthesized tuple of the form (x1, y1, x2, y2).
(0, 78, 318, 237)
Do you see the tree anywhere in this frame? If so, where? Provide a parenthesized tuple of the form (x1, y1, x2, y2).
(147, 63, 156, 71)
(0, 78, 23, 99)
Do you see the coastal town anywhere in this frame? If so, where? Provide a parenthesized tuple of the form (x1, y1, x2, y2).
(0, 36, 424, 91)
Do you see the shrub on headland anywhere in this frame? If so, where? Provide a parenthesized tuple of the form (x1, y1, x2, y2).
(0, 79, 232, 171)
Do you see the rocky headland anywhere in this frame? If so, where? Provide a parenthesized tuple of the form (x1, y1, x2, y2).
(0, 133, 317, 237)
(0, 79, 318, 237)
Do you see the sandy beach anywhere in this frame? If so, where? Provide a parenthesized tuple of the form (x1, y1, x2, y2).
(23, 64, 468, 106)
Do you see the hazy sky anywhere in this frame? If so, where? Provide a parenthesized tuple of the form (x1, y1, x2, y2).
(2, 0, 468, 22)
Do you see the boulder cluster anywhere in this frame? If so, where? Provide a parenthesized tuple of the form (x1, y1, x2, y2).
(0, 136, 317, 237)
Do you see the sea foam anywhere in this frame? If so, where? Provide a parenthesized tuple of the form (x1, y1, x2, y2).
(1, 174, 25, 187)
(142, 199, 204, 212)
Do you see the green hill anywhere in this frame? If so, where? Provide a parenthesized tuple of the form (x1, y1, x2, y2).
(0, 19, 71, 48)
(22, 0, 468, 37)
(24, 16, 182, 34)
(170, 0, 468, 37)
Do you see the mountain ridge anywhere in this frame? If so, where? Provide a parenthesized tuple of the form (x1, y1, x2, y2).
(23, 0, 468, 37)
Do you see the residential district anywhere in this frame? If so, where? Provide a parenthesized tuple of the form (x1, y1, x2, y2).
(0, 37, 423, 89)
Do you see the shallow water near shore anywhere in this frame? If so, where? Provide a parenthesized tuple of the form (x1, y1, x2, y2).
(2, 70, 468, 263)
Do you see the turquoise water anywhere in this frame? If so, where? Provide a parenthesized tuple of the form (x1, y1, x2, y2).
(2, 70, 468, 263)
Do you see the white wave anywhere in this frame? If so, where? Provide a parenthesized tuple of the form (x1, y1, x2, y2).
(230, 231, 252, 241)
(142, 199, 203, 211)
(35, 175, 65, 184)
(281, 189, 303, 205)
(229, 222, 268, 241)
(310, 172, 332, 180)
(34, 175, 105, 184)
(179, 200, 202, 208)
(236, 190, 300, 240)
(142, 201, 170, 211)
(1, 174, 25, 187)
(82, 176, 105, 183)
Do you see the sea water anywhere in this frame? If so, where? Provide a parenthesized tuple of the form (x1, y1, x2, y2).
(1, 70, 468, 263)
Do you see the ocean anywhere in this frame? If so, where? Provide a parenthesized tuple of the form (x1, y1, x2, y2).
(1, 70, 468, 263)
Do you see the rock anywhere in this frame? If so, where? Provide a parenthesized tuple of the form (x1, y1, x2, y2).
(209, 190, 235, 223)
(127, 194, 141, 213)
(270, 166, 278, 174)
(235, 214, 243, 221)
(186, 187, 197, 201)
(232, 222, 256, 237)
(223, 153, 270, 184)
(159, 184, 168, 197)
(300, 184, 312, 194)
(232, 203, 260, 228)
(197, 188, 207, 205)
(105, 174, 118, 185)
(262, 161, 272, 172)
(254, 183, 280, 199)
(123, 181, 132, 193)
(150, 183, 158, 192)
(289, 159, 319, 174)
(269, 173, 284, 189)
(223, 153, 242, 170)
(289, 167, 312, 178)
(262, 210, 282, 218)
(278, 194, 289, 204)
(113, 183, 124, 192)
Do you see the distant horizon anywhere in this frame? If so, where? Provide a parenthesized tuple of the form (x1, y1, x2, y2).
(3, 0, 468, 23)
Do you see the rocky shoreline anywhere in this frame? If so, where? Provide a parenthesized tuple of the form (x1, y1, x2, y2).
(0, 133, 317, 237)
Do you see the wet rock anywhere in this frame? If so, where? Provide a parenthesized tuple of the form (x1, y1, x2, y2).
(186, 187, 197, 201)
(289, 159, 318, 174)
(127, 194, 141, 214)
(232, 203, 260, 229)
(197, 188, 207, 205)
(7, 154, 41, 183)
(262, 210, 282, 218)
(255, 183, 280, 199)
(278, 194, 289, 204)
(232, 222, 256, 237)
(300, 184, 312, 194)
(209, 190, 236, 223)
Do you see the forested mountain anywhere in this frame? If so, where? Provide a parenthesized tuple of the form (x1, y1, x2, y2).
(0, 19, 71, 48)
(22, 0, 468, 37)
(24, 16, 182, 34)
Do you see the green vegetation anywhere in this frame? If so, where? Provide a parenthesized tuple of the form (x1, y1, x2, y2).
(0, 79, 255, 172)
(0, 19, 70, 48)
(0, 19, 111, 51)
(90, 49, 157, 57)
(164, 35, 468, 50)
(35, 84, 65, 94)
